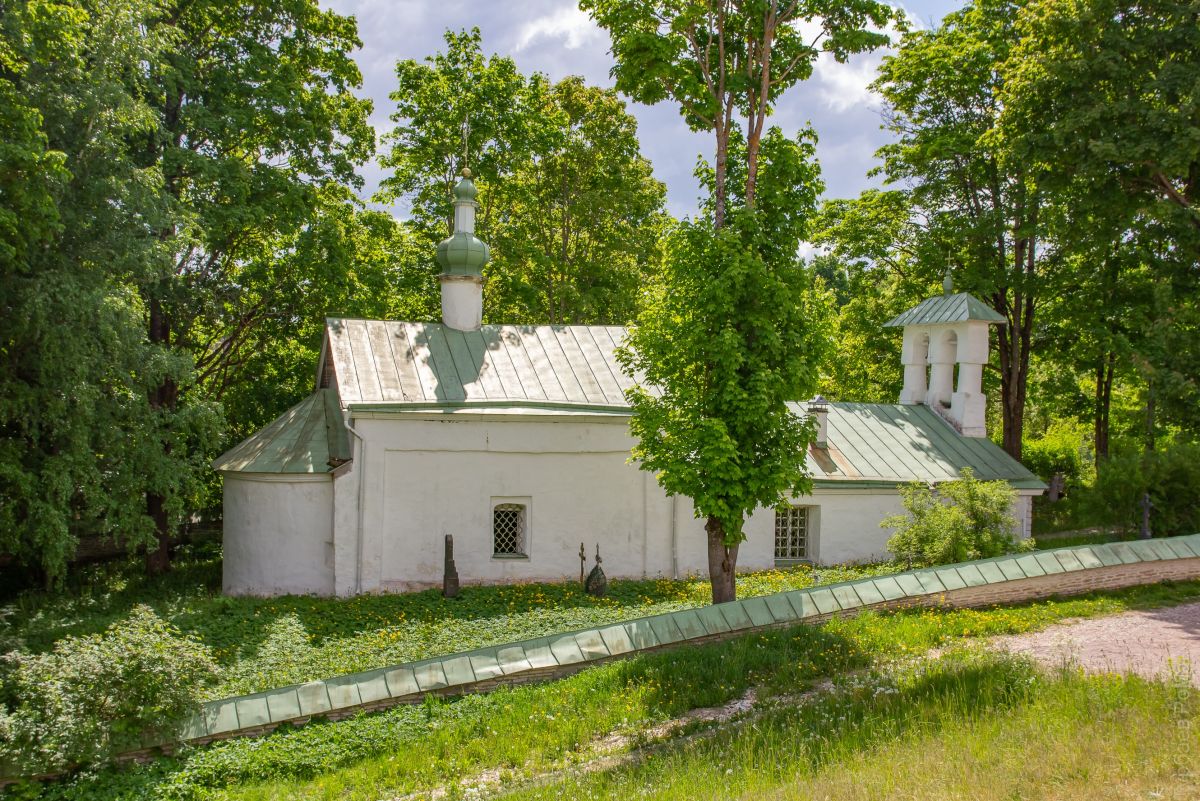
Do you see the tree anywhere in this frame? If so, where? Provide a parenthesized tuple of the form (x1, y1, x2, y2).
(860, 0, 1066, 459)
(136, 0, 375, 571)
(211, 188, 421, 444)
(380, 28, 555, 247)
(486, 77, 668, 325)
(588, 0, 895, 602)
(583, 0, 898, 229)
(1000, 0, 1200, 259)
(811, 192, 931, 403)
(619, 130, 832, 603)
(0, 0, 218, 582)
(380, 31, 667, 326)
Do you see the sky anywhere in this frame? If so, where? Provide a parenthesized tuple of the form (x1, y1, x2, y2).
(325, 0, 963, 221)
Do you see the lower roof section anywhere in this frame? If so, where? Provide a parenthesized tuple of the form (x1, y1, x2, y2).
(801, 402, 1044, 490)
(212, 388, 351, 474)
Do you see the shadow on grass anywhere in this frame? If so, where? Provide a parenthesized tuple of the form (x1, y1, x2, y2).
(2, 541, 710, 660)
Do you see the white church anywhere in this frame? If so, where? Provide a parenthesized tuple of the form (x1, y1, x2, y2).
(215, 171, 1045, 597)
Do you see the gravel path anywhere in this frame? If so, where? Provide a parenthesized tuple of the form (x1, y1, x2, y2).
(991, 601, 1200, 686)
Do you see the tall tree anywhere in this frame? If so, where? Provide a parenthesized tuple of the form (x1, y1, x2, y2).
(380, 30, 667, 325)
(1001, 0, 1200, 258)
(587, 0, 897, 602)
(999, 0, 1200, 463)
(0, 0, 217, 581)
(486, 77, 668, 325)
(862, 0, 1061, 459)
(619, 130, 831, 603)
(583, 0, 897, 228)
(208, 187, 420, 444)
(137, 0, 375, 571)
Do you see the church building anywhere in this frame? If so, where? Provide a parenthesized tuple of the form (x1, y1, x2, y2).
(214, 171, 1045, 597)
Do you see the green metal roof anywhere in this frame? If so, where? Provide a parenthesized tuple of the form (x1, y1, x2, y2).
(213, 388, 351, 474)
(313, 318, 1043, 489)
(884, 292, 1006, 327)
(322, 319, 636, 409)
(801, 402, 1045, 489)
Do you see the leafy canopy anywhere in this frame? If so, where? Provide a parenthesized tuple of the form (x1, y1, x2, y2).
(380, 29, 667, 326)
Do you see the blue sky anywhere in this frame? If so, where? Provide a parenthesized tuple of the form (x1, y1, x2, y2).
(325, 0, 962, 220)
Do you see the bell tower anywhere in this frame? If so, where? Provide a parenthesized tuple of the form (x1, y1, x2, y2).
(884, 271, 1005, 438)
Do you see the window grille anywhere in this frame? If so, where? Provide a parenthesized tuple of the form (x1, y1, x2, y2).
(493, 503, 526, 556)
(775, 506, 809, 561)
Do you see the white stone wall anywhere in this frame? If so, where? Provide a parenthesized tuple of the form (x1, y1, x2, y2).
(222, 473, 335, 596)
(221, 411, 1043, 596)
(342, 413, 925, 593)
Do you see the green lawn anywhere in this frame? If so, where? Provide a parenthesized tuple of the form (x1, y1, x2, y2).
(500, 651, 1200, 801)
(0, 542, 899, 698)
(22, 579, 1200, 801)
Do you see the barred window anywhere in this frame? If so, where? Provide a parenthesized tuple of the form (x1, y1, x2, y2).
(775, 506, 810, 562)
(493, 503, 526, 556)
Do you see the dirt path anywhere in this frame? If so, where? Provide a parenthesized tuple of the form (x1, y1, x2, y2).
(990, 600, 1200, 685)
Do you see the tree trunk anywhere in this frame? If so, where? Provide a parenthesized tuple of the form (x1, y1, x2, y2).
(1093, 351, 1114, 461)
(146, 493, 171, 573)
(1138, 384, 1155, 540)
(146, 295, 176, 575)
(713, 125, 728, 229)
(705, 515, 739, 604)
(1047, 472, 1064, 502)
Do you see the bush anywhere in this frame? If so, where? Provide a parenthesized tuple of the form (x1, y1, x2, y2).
(0, 605, 217, 775)
(1087, 444, 1200, 537)
(1022, 421, 1092, 489)
(883, 469, 1030, 567)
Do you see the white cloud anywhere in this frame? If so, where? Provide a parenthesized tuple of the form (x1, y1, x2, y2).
(814, 52, 885, 113)
(515, 6, 604, 52)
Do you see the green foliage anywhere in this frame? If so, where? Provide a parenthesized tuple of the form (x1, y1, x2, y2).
(380, 30, 667, 326)
(1087, 444, 1200, 538)
(486, 76, 669, 325)
(582, 0, 899, 222)
(865, 0, 1062, 458)
(0, 606, 216, 774)
(883, 469, 1028, 567)
(1021, 420, 1091, 487)
(144, 0, 377, 481)
(1, 0, 386, 575)
(1000, 0, 1200, 259)
(810, 192, 932, 402)
(0, 0, 221, 579)
(619, 130, 831, 546)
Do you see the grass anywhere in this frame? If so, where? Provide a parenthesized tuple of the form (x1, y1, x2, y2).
(22, 578, 1200, 801)
(0, 542, 898, 698)
(499, 651, 1200, 801)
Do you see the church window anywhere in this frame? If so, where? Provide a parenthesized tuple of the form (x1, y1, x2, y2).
(774, 505, 810, 563)
(493, 503, 527, 556)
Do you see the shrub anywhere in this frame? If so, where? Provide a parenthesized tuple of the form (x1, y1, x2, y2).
(0, 605, 217, 775)
(1087, 444, 1200, 537)
(1022, 421, 1092, 489)
(883, 469, 1029, 567)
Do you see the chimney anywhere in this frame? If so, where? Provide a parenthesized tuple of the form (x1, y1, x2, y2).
(435, 168, 489, 331)
(808, 396, 829, 448)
